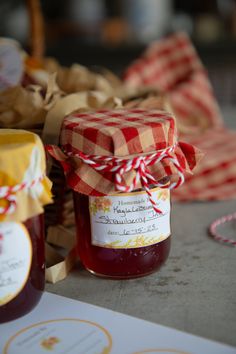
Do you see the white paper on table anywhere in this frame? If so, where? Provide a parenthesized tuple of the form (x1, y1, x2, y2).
(0, 292, 235, 354)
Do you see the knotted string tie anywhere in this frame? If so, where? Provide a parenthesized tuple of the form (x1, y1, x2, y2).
(65, 144, 185, 214)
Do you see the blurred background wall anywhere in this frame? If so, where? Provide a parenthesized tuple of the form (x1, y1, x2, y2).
(1, 0, 236, 105)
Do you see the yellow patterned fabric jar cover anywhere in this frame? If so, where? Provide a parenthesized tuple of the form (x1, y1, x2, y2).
(0, 129, 52, 322)
(0, 129, 52, 222)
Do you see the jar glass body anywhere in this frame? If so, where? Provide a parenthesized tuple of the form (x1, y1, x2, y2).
(0, 214, 45, 323)
(73, 192, 171, 279)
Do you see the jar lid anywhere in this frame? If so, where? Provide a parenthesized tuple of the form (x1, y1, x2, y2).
(0, 129, 52, 222)
(48, 109, 202, 197)
(60, 108, 176, 156)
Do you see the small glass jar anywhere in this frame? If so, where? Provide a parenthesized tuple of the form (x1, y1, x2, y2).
(0, 129, 52, 322)
(73, 190, 171, 279)
(48, 108, 200, 280)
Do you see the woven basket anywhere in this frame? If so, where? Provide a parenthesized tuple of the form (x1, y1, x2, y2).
(26, 0, 45, 60)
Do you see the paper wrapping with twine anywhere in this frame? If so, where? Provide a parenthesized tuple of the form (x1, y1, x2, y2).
(0, 129, 52, 222)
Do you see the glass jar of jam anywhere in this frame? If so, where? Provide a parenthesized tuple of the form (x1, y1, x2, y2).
(48, 109, 200, 279)
(0, 129, 52, 322)
(73, 188, 171, 278)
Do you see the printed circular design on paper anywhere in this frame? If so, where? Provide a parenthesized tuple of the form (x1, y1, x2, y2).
(0, 222, 32, 306)
(0, 41, 23, 90)
(4, 318, 112, 354)
(132, 349, 191, 354)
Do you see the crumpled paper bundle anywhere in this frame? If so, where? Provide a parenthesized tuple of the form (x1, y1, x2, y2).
(0, 75, 60, 130)
(0, 71, 123, 140)
(44, 58, 122, 95)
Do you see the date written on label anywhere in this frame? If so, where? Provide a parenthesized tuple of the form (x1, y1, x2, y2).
(89, 189, 170, 248)
(108, 223, 159, 237)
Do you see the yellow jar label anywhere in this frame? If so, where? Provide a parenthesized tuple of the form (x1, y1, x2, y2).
(89, 188, 170, 249)
(0, 222, 32, 306)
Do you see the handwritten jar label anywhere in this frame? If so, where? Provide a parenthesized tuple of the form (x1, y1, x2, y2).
(0, 222, 32, 306)
(89, 188, 170, 248)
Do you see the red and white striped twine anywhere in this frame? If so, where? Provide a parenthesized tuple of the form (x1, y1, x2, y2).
(209, 212, 236, 246)
(0, 175, 45, 216)
(65, 144, 185, 214)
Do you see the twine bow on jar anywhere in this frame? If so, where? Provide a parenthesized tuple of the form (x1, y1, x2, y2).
(65, 143, 185, 214)
(0, 175, 45, 215)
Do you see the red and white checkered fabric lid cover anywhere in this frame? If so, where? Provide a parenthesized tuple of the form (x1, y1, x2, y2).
(48, 109, 202, 196)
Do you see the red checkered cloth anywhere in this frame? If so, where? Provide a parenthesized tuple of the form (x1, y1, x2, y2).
(47, 109, 202, 197)
(123, 32, 236, 201)
(173, 127, 236, 201)
(123, 32, 223, 129)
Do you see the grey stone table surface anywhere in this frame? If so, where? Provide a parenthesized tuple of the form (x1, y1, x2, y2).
(46, 107, 236, 347)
